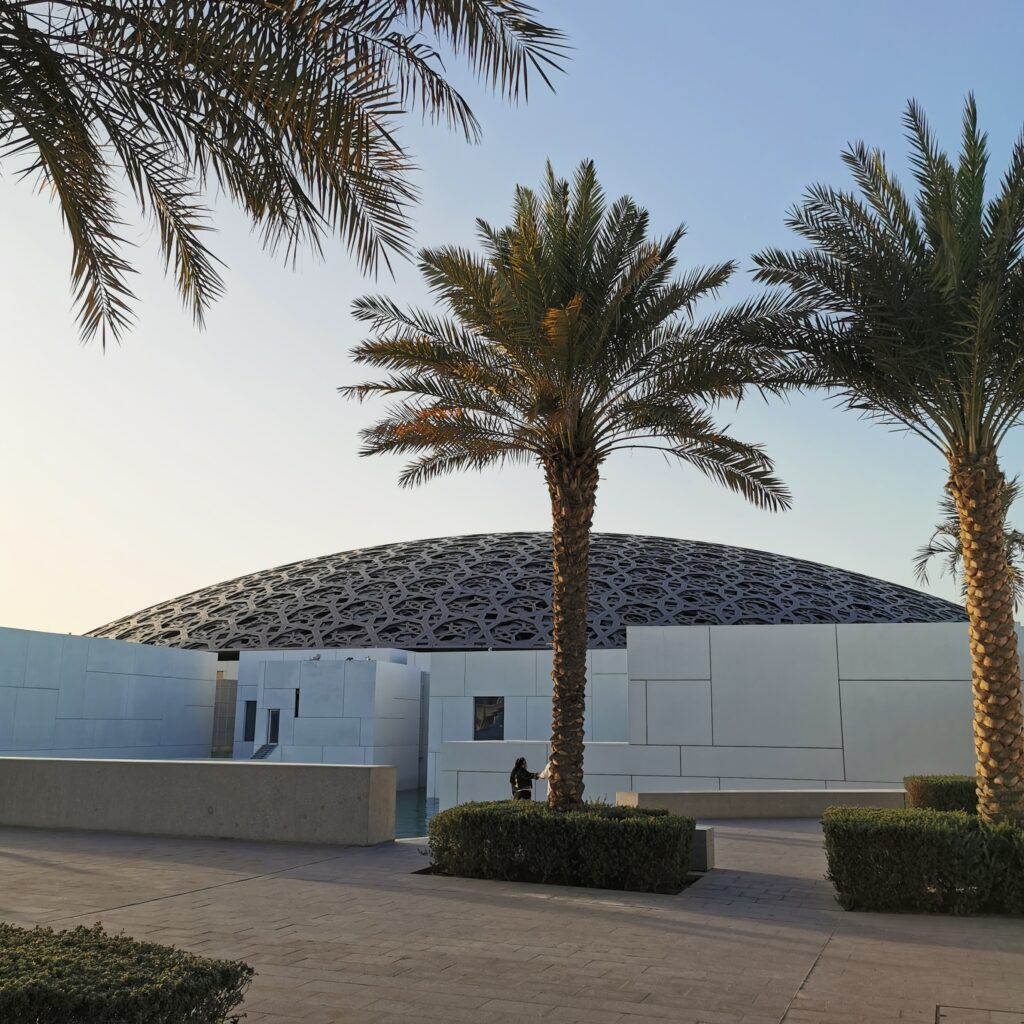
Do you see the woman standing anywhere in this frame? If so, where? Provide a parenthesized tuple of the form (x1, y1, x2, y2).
(509, 758, 544, 801)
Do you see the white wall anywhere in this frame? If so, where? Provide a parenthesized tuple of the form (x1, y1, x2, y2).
(426, 648, 627, 798)
(0, 628, 217, 758)
(234, 649, 421, 789)
(436, 622, 981, 807)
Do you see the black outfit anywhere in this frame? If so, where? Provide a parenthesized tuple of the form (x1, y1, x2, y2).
(510, 765, 539, 800)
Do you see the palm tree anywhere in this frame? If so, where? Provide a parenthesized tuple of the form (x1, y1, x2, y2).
(0, 1, 565, 344)
(753, 97, 1024, 823)
(915, 478, 1024, 611)
(342, 160, 792, 810)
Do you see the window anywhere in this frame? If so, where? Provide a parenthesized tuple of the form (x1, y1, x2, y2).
(473, 696, 504, 741)
(294, 688, 300, 717)
(243, 701, 257, 742)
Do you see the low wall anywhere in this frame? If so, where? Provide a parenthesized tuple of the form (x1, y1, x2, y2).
(618, 789, 906, 819)
(0, 758, 395, 845)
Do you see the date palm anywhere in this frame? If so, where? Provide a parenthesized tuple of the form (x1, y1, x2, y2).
(753, 97, 1024, 822)
(915, 479, 1024, 611)
(343, 160, 792, 810)
(0, 0, 564, 344)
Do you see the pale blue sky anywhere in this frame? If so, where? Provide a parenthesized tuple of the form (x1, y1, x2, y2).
(4, 0, 1024, 634)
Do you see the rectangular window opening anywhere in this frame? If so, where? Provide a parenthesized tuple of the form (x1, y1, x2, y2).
(473, 696, 504, 741)
(294, 688, 300, 717)
(243, 700, 257, 743)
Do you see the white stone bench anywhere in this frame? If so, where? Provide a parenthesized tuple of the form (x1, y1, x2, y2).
(617, 788, 906, 820)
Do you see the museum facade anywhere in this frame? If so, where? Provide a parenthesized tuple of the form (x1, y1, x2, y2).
(35, 532, 973, 805)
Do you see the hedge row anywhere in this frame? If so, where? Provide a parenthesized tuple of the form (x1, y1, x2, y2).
(0, 922, 253, 1023)
(822, 806, 1024, 914)
(904, 775, 978, 813)
(428, 801, 694, 892)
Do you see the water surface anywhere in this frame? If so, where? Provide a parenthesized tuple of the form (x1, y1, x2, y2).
(395, 788, 438, 839)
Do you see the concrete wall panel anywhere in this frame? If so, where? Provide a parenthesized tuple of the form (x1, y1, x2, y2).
(645, 680, 712, 746)
(293, 716, 361, 747)
(622, 787, 906, 818)
(12, 689, 58, 748)
(503, 696, 527, 741)
(678, 744, 845, 780)
(591, 676, 628, 742)
(0, 758, 395, 844)
(369, 716, 416, 747)
(0, 629, 30, 684)
(837, 623, 971, 680)
(628, 679, 647, 744)
(428, 652, 467, 696)
(341, 668, 375, 717)
(720, 777, 826, 790)
(710, 624, 842, 748)
(439, 696, 472, 743)
(466, 651, 538, 696)
(536, 651, 554, 695)
(592, 649, 628, 675)
(439, 769, 458, 808)
(323, 745, 368, 764)
(631, 775, 719, 792)
(627, 626, 710, 681)
(82, 673, 130, 719)
(441, 740, 547, 773)
(0, 630, 218, 762)
(841, 678, 973, 782)
(25, 632, 63, 687)
(583, 743, 679, 776)
(526, 696, 550, 741)
(59, 638, 90, 689)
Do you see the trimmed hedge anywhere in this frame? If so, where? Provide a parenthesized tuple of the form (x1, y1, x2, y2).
(822, 806, 1024, 914)
(0, 922, 254, 1023)
(904, 774, 978, 813)
(428, 801, 694, 892)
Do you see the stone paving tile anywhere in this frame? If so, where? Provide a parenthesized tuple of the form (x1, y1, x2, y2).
(0, 819, 1021, 1023)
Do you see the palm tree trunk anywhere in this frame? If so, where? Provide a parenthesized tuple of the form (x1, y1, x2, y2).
(948, 449, 1024, 823)
(545, 452, 599, 812)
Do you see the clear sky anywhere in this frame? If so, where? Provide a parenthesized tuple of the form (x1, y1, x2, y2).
(4, 0, 1024, 634)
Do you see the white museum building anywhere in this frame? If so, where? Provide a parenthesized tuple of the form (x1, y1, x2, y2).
(0, 534, 991, 808)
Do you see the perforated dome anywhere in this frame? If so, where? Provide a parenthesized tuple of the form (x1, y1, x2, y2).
(88, 533, 965, 651)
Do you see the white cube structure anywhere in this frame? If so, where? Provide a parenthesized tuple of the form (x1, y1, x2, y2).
(425, 648, 628, 799)
(233, 649, 424, 789)
(0, 627, 216, 758)
(433, 622, 981, 808)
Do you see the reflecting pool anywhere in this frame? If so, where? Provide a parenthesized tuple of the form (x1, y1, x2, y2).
(395, 788, 438, 839)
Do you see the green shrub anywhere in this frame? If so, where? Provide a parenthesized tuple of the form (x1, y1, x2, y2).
(822, 806, 1024, 914)
(904, 775, 978, 813)
(428, 801, 694, 892)
(0, 922, 253, 1023)
(986, 819, 1024, 915)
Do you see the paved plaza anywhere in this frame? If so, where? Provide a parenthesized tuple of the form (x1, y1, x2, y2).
(0, 819, 1021, 1024)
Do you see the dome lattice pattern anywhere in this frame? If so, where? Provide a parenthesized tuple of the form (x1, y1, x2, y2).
(89, 533, 966, 651)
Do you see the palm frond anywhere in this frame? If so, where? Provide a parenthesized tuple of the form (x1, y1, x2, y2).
(671, 435, 792, 513)
(344, 158, 795, 511)
(752, 97, 1024, 456)
(914, 475, 1024, 609)
(0, 0, 567, 343)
